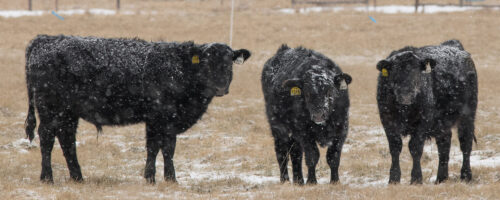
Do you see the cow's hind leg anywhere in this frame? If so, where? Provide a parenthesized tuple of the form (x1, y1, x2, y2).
(302, 138, 319, 184)
(144, 122, 161, 184)
(458, 117, 475, 182)
(38, 121, 55, 183)
(56, 114, 82, 182)
(435, 127, 451, 184)
(289, 139, 303, 185)
(160, 134, 177, 182)
(409, 134, 425, 184)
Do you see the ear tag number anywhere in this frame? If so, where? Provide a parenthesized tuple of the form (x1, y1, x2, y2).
(192, 55, 200, 64)
(290, 87, 301, 96)
(382, 68, 389, 77)
(340, 80, 348, 90)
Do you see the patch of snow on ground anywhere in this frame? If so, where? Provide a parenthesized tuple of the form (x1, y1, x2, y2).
(240, 174, 280, 185)
(279, 5, 487, 14)
(0, 138, 38, 153)
(424, 144, 500, 168)
(0, 9, 156, 18)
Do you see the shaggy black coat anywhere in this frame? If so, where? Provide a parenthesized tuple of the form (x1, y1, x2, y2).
(376, 39, 477, 184)
(261, 45, 352, 184)
(24, 34, 251, 183)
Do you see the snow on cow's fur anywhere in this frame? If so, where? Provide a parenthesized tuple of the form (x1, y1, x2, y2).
(376, 39, 478, 184)
(261, 45, 352, 184)
(24, 34, 251, 183)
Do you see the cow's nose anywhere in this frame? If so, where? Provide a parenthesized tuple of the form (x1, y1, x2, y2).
(215, 87, 228, 97)
(311, 112, 327, 125)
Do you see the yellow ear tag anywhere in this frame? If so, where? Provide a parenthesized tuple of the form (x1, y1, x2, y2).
(290, 87, 301, 96)
(192, 55, 200, 64)
(382, 68, 389, 77)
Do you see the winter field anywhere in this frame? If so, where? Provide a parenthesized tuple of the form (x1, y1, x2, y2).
(1, 0, 500, 199)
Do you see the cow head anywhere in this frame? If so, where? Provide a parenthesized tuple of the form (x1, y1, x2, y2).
(282, 65, 351, 125)
(377, 51, 436, 105)
(196, 43, 251, 97)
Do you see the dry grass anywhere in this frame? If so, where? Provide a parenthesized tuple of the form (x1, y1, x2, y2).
(1, 0, 500, 199)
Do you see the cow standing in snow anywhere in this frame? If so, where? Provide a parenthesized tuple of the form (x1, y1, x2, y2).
(376, 40, 478, 184)
(24, 35, 251, 183)
(261, 45, 352, 184)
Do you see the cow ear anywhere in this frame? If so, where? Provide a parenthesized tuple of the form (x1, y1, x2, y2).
(281, 78, 302, 89)
(233, 49, 251, 64)
(282, 79, 303, 96)
(334, 73, 352, 90)
(421, 58, 436, 73)
(376, 60, 390, 71)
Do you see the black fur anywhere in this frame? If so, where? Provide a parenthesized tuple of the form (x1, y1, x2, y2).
(376, 40, 477, 184)
(24, 34, 251, 183)
(261, 45, 351, 185)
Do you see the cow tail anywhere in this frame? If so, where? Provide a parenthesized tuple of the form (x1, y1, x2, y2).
(25, 43, 36, 142)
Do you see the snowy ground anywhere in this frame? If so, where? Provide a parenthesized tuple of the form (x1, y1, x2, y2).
(1, 4, 499, 19)
(279, 5, 498, 14)
(1, 3, 500, 198)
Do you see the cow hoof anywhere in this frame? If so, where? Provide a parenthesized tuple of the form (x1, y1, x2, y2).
(293, 180, 304, 185)
(70, 178, 84, 183)
(164, 177, 177, 183)
(145, 177, 156, 184)
(460, 175, 472, 183)
(435, 178, 447, 184)
(306, 179, 317, 185)
(40, 177, 54, 184)
(330, 180, 340, 185)
(410, 179, 423, 185)
(388, 179, 400, 184)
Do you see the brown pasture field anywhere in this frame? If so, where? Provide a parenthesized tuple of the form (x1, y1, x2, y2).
(1, 0, 500, 199)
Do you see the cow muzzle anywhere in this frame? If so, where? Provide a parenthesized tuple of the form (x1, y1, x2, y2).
(311, 111, 327, 125)
(215, 87, 229, 97)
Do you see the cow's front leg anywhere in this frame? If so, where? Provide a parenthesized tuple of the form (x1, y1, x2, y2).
(290, 139, 304, 185)
(326, 137, 345, 184)
(302, 138, 319, 184)
(144, 122, 161, 184)
(435, 128, 451, 184)
(161, 133, 177, 182)
(409, 134, 425, 184)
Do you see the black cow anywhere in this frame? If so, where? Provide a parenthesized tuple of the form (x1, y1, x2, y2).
(24, 35, 251, 183)
(376, 40, 477, 184)
(261, 45, 352, 184)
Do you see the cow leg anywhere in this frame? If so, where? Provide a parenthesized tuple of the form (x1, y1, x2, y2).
(435, 128, 451, 184)
(409, 134, 425, 184)
(458, 117, 474, 182)
(38, 122, 55, 183)
(289, 139, 304, 185)
(56, 116, 82, 182)
(271, 124, 291, 183)
(386, 134, 402, 184)
(273, 137, 291, 183)
(144, 122, 161, 184)
(302, 139, 319, 184)
(160, 134, 177, 182)
(327, 137, 344, 184)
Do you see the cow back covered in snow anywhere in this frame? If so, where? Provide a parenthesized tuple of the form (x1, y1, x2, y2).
(261, 45, 351, 184)
(24, 34, 251, 183)
(376, 39, 477, 184)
